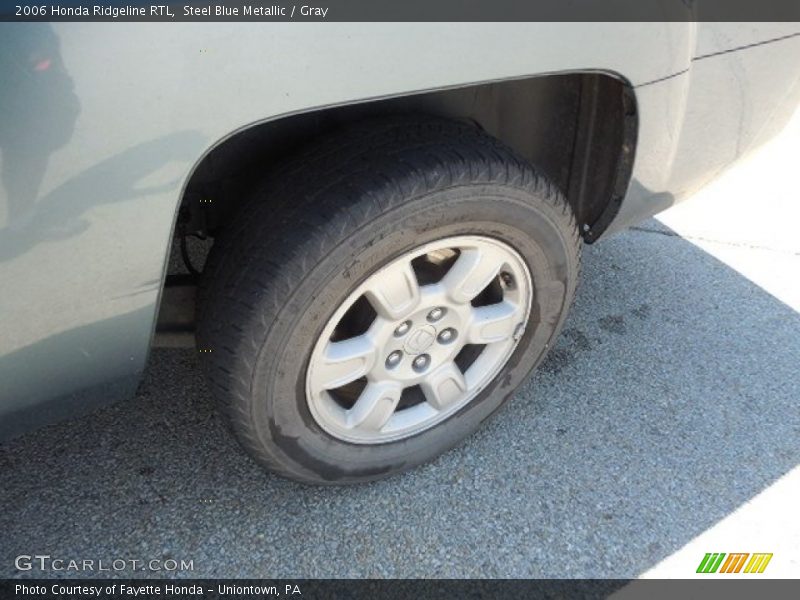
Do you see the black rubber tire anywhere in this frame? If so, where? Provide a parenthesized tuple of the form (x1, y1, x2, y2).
(197, 116, 581, 484)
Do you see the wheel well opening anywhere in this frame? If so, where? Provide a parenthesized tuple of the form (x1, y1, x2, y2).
(157, 72, 636, 345)
(177, 71, 636, 246)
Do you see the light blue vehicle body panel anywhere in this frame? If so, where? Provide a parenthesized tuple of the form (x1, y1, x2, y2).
(1, 23, 798, 437)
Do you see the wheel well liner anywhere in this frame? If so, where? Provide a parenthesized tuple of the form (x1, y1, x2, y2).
(179, 71, 637, 244)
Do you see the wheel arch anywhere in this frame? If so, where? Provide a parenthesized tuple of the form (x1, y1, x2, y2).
(174, 70, 638, 246)
(155, 70, 638, 344)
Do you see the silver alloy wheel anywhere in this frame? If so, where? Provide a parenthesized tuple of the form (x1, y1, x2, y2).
(305, 235, 533, 444)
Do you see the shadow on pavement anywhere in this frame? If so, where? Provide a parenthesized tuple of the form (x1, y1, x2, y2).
(0, 221, 798, 578)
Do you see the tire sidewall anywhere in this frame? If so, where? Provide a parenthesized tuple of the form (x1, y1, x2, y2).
(248, 184, 577, 483)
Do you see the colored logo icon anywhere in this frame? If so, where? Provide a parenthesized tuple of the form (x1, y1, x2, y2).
(696, 553, 773, 574)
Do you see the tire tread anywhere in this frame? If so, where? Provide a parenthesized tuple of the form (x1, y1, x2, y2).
(198, 116, 581, 482)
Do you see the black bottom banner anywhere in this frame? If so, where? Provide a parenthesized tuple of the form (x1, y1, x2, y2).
(2, 579, 798, 600)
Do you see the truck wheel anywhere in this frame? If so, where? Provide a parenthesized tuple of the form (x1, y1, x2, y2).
(197, 117, 581, 484)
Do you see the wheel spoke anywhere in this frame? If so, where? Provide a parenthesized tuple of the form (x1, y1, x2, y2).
(363, 258, 421, 319)
(420, 362, 467, 411)
(467, 301, 522, 344)
(442, 247, 505, 304)
(314, 335, 376, 389)
(347, 381, 402, 431)
(306, 234, 534, 444)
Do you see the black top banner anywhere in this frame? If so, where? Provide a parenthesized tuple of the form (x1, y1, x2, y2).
(2, 0, 800, 22)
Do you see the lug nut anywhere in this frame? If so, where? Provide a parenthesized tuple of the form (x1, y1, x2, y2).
(394, 320, 412, 337)
(412, 354, 430, 372)
(437, 328, 457, 344)
(427, 307, 446, 322)
(385, 350, 403, 368)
